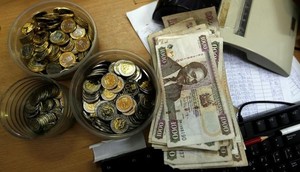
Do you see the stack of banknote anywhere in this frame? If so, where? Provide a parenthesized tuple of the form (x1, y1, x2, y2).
(147, 7, 248, 170)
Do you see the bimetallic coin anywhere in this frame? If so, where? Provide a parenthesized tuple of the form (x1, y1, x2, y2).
(110, 77, 124, 93)
(110, 115, 129, 134)
(74, 36, 90, 52)
(19, 31, 34, 44)
(83, 100, 100, 114)
(101, 89, 117, 101)
(101, 72, 118, 90)
(74, 15, 88, 29)
(123, 80, 139, 97)
(46, 62, 63, 74)
(117, 60, 136, 77)
(50, 30, 67, 45)
(22, 22, 35, 35)
(53, 7, 74, 17)
(115, 94, 134, 113)
(138, 80, 154, 94)
(96, 101, 116, 121)
(60, 38, 74, 52)
(70, 25, 86, 39)
(128, 66, 142, 81)
(60, 18, 77, 33)
(59, 52, 76, 68)
(27, 58, 47, 72)
(83, 79, 101, 94)
(123, 99, 137, 116)
(21, 44, 34, 60)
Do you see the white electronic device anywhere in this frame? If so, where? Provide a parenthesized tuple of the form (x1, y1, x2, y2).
(218, 0, 298, 76)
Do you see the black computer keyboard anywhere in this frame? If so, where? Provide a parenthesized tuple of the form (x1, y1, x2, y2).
(99, 102, 300, 172)
(237, 101, 300, 172)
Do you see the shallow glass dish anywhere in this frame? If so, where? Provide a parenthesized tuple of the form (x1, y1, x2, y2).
(8, 0, 98, 80)
(70, 50, 162, 139)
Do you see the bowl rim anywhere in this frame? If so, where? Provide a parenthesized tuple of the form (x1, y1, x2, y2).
(69, 49, 162, 139)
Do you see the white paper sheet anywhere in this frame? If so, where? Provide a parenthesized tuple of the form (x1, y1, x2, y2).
(224, 50, 300, 119)
(126, 0, 163, 52)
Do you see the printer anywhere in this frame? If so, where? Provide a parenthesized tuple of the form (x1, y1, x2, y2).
(218, 0, 298, 76)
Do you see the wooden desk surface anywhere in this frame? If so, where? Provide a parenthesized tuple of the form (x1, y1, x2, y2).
(0, 1, 299, 172)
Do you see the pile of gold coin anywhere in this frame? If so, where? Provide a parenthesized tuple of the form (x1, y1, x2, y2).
(19, 7, 94, 75)
(24, 84, 65, 134)
(81, 60, 155, 134)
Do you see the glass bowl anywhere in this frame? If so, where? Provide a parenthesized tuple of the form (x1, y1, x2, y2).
(70, 50, 162, 139)
(8, 0, 98, 80)
(0, 76, 74, 139)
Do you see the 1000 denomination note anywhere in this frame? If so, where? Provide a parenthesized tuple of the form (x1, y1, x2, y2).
(155, 30, 234, 147)
(162, 7, 219, 28)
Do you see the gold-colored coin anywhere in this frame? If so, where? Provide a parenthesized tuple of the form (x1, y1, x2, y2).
(21, 44, 34, 60)
(27, 58, 47, 73)
(123, 99, 137, 116)
(101, 72, 118, 90)
(83, 80, 101, 94)
(60, 38, 74, 52)
(74, 15, 88, 29)
(74, 36, 90, 52)
(83, 100, 100, 114)
(32, 31, 49, 45)
(117, 60, 136, 77)
(22, 22, 35, 35)
(115, 95, 134, 113)
(19, 31, 34, 44)
(101, 89, 117, 101)
(110, 77, 124, 93)
(60, 18, 76, 33)
(110, 116, 128, 134)
(50, 30, 67, 45)
(70, 25, 86, 39)
(59, 52, 76, 68)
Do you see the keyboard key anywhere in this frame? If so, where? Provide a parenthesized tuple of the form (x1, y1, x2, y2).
(265, 168, 274, 172)
(283, 147, 293, 160)
(291, 108, 300, 121)
(247, 159, 258, 171)
(261, 140, 272, 152)
(248, 144, 260, 156)
(288, 158, 300, 172)
(244, 122, 254, 137)
(295, 144, 300, 157)
(283, 130, 300, 145)
(272, 151, 282, 163)
(276, 163, 288, 172)
(266, 116, 278, 129)
(273, 136, 284, 148)
(279, 113, 290, 125)
(259, 155, 270, 167)
(255, 119, 267, 132)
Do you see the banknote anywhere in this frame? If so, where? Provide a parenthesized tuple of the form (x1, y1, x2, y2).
(162, 6, 219, 28)
(155, 30, 234, 148)
(148, 17, 198, 71)
(164, 144, 232, 165)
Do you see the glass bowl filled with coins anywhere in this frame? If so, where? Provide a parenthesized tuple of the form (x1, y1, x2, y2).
(70, 50, 162, 139)
(0, 76, 74, 139)
(8, 0, 97, 80)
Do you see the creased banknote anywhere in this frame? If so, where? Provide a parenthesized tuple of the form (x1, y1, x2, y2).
(155, 30, 234, 147)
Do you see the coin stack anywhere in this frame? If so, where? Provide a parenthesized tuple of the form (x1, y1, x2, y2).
(81, 60, 156, 134)
(24, 83, 65, 134)
(19, 7, 94, 74)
